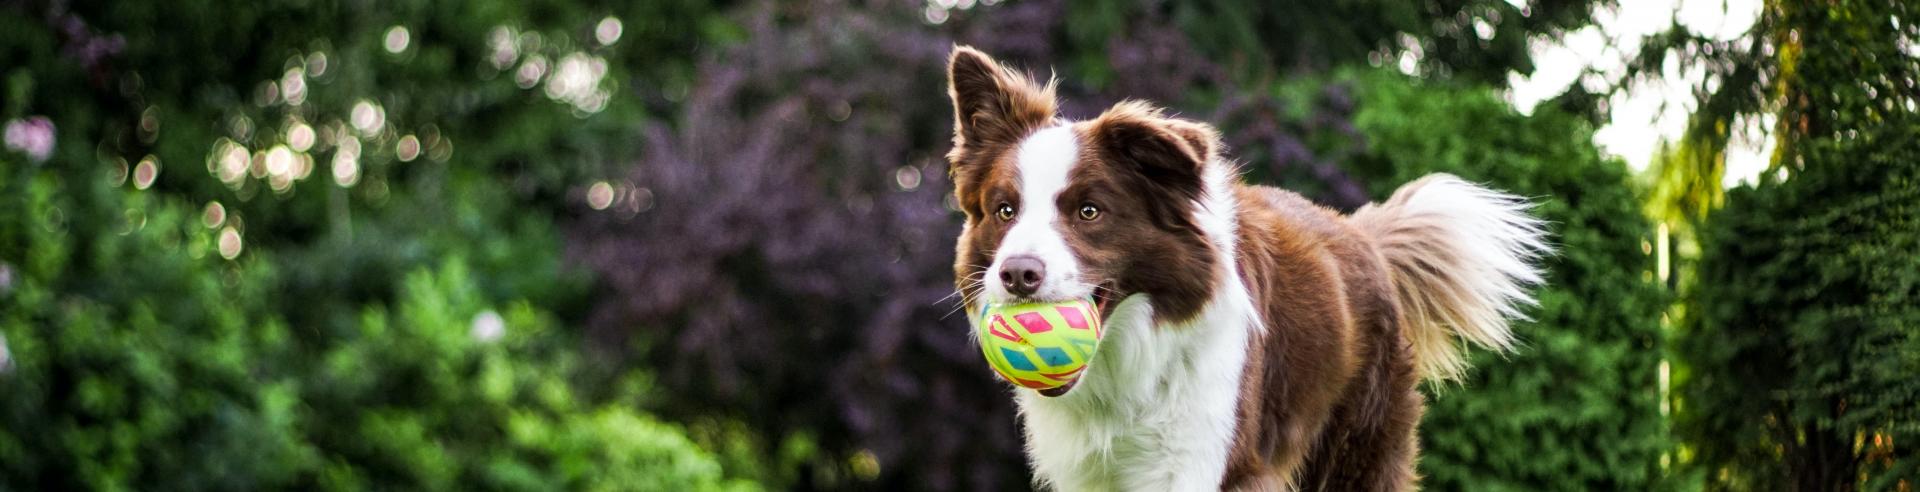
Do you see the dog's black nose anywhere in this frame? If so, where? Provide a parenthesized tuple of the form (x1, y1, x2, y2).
(999, 256, 1045, 297)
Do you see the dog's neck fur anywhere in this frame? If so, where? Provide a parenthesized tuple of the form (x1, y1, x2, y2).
(1011, 160, 1263, 491)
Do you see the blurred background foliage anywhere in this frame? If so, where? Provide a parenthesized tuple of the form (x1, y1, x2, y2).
(0, 0, 1913, 491)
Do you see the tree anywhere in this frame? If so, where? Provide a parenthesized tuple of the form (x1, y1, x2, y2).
(1628, 0, 1920, 216)
(1639, 1, 1920, 489)
(1677, 121, 1919, 491)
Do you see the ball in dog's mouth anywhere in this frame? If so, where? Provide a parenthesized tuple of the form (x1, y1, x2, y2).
(976, 297, 1105, 397)
(1041, 284, 1116, 398)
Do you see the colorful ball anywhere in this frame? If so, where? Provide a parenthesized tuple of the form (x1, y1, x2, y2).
(976, 299, 1104, 391)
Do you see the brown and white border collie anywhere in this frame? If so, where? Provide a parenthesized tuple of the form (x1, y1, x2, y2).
(945, 46, 1551, 491)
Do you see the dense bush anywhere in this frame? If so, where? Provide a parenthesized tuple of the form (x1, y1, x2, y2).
(1334, 72, 1670, 491)
(1661, 1, 1920, 490)
(0, 163, 748, 490)
(0, 0, 753, 489)
(1677, 121, 1919, 492)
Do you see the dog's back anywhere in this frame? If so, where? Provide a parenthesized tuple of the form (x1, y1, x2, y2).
(1225, 179, 1547, 490)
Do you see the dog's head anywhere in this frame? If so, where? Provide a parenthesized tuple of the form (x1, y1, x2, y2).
(946, 46, 1229, 327)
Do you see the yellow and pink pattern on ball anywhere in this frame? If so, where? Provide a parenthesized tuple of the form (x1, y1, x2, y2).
(976, 299, 1104, 390)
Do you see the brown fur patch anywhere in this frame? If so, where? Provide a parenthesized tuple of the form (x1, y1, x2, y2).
(950, 151, 1023, 303)
(1219, 186, 1423, 491)
(1056, 103, 1222, 323)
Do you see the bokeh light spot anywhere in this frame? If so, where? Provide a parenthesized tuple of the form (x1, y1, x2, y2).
(895, 165, 922, 191)
(333, 155, 359, 187)
(545, 52, 611, 113)
(471, 311, 506, 343)
(282, 67, 307, 106)
(625, 187, 654, 216)
(250, 150, 268, 179)
(516, 54, 549, 89)
(109, 156, 129, 186)
(133, 155, 160, 189)
(203, 202, 226, 229)
(595, 17, 623, 46)
(230, 114, 255, 140)
(255, 81, 279, 107)
(829, 100, 852, 122)
(210, 138, 251, 186)
(488, 26, 519, 69)
(384, 26, 411, 54)
(306, 51, 329, 77)
(351, 100, 385, 136)
(294, 153, 314, 180)
(396, 135, 421, 162)
(428, 135, 453, 162)
(218, 226, 243, 259)
(587, 181, 614, 210)
(288, 121, 316, 151)
(266, 145, 294, 177)
(333, 136, 362, 187)
(138, 106, 161, 143)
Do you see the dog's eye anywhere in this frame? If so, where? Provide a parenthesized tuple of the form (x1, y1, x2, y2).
(1078, 203, 1101, 221)
(996, 203, 1016, 221)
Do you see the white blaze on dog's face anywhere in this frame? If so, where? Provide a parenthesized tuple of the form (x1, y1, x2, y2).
(984, 125, 1088, 304)
(945, 46, 1224, 325)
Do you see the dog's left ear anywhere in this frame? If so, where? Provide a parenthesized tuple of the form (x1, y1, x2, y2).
(1090, 101, 1220, 230)
(947, 46, 1057, 154)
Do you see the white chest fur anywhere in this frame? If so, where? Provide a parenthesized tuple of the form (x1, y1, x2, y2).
(1002, 159, 1258, 491)
(1013, 285, 1259, 492)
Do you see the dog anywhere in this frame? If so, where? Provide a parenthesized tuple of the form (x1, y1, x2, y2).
(945, 46, 1550, 491)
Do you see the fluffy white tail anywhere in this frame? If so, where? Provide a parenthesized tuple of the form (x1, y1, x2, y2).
(1350, 174, 1551, 382)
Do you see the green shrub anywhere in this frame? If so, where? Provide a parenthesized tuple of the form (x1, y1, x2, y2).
(1675, 122, 1920, 491)
(1658, 1, 1920, 489)
(1336, 71, 1670, 491)
(0, 164, 751, 490)
(0, 0, 753, 488)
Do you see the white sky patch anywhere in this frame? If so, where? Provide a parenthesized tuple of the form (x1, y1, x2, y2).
(1506, 0, 1768, 187)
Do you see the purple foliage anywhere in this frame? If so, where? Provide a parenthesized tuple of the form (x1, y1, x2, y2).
(570, 2, 1010, 488)
(1210, 82, 1372, 209)
(8, 0, 127, 86)
(569, 0, 1368, 488)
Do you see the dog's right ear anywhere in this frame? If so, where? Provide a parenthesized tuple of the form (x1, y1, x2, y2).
(947, 46, 1057, 156)
(1088, 101, 1214, 232)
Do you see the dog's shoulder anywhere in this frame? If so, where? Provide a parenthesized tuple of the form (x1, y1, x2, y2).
(1234, 184, 1352, 235)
